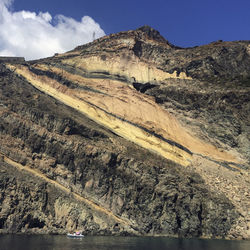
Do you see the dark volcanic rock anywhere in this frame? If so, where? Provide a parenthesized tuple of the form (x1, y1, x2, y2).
(0, 26, 249, 239)
(0, 64, 239, 237)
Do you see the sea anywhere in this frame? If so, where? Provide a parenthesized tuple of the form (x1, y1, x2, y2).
(0, 235, 249, 250)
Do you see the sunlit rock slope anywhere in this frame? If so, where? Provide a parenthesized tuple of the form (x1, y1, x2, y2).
(0, 26, 249, 239)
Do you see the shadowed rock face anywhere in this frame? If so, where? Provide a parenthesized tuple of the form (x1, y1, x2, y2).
(0, 26, 249, 239)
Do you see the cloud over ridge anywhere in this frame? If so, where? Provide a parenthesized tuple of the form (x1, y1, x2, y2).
(0, 0, 105, 60)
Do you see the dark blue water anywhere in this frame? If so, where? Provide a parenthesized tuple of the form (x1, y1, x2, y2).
(0, 235, 249, 250)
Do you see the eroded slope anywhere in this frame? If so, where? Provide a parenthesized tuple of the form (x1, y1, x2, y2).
(0, 63, 241, 238)
(0, 26, 249, 239)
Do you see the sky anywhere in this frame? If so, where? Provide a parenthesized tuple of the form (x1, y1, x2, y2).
(0, 0, 249, 60)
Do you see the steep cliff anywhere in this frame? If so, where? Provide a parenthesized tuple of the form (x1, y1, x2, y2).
(0, 26, 249, 239)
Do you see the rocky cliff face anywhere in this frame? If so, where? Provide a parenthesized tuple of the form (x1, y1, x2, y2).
(0, 26, 249, 239)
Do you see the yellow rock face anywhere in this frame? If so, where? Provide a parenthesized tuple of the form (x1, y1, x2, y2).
(7, 58, 238, 167)
(63, 53, 191, 84)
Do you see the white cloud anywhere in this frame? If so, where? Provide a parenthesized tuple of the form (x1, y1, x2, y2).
(0, 0, 105, 60)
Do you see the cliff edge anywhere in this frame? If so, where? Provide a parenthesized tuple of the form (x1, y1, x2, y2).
(0, 26, 249, 239)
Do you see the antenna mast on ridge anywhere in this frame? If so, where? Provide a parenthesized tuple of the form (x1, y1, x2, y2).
(92, 32, 96, 41)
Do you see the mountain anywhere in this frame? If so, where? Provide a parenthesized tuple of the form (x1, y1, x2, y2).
(0, 26, 249, 239)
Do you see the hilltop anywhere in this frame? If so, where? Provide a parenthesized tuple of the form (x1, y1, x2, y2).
(0, 26, 249, 239)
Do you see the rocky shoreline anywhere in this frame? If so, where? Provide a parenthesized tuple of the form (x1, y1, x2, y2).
(0, 26, 249, 239)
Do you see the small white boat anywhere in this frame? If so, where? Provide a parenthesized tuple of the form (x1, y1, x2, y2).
(67, 232, 84, 238)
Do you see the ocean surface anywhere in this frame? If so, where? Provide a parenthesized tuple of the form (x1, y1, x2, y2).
(0, 235, 249, 250)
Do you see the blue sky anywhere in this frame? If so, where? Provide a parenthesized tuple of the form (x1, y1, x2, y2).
(13, 0, 250, 47)
(0, 0, 249, 59)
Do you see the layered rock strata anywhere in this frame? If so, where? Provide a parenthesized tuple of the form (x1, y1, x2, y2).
(0, 26, 249, 239)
